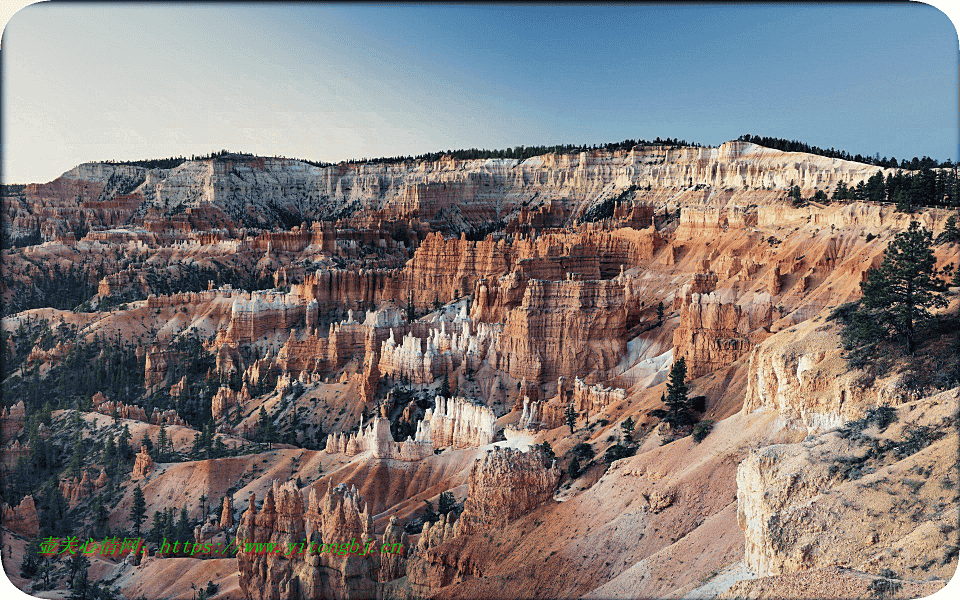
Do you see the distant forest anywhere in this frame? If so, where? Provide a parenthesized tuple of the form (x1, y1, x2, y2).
(96, 138, 701, 172)
(96, 136, 953, 174)
(336, 137, 701, 165)
(738, 134, 949, 170)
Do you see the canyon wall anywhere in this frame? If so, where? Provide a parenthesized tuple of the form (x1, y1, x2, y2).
(5, 142, 896, 242)
(235, 480, 378, 600)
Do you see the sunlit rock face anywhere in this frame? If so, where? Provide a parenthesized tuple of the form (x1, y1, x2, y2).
(455, 447, 562, 536)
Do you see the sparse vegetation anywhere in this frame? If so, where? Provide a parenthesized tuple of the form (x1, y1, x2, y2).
(692, 420, 714, 443)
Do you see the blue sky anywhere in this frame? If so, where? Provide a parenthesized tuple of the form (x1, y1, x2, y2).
(2, 3, 957, 183)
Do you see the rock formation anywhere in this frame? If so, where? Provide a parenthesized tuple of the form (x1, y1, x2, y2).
(132, 445, 154, 479)
(1, 494, 39, 537)
(236, 480, 378, 600)
(422, 396, 498, 449)
(455, 447, 561, 536)
(672, 279, 774, 379)
(738, 388, 958, 581)
(324, 416, 433, 461)
(572, 377, 626, 416)
(220, 494, 234, 528)
(0, 401, 25, 443)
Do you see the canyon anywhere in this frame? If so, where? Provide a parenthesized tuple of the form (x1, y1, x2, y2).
(1, 141, 958, 600)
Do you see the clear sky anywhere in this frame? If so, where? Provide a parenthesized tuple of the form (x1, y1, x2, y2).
(2, 3, 958, 183)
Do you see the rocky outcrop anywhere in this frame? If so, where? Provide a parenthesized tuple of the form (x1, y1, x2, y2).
(225, 290, 307, 344)
(7, 142, 895, 243)
(515, 395, 566, 431)
(742, 315, 914, 432)
(486, 277, 629, 384)
(60, 470, 93, 505)
(1, 494, 39, 537)
(572, 377, 626, 416)
(422, 396, 498, 449)
(379, 516, 408, 582)
(132, 445, 154, 479)
(455, 447, 561, 536)
(737, 388, 958, 581)
(377, 314, 497, 384)
(220, 494, 234, 528)
(93, 392, 150, 422)
(672, 277, 774, 379)
(211, 384, 251, 421)
(1, 439, 29, 468)
(236, 480, 377, 600)
(0, 401, 25, 443)
(324, 416, 433, 461)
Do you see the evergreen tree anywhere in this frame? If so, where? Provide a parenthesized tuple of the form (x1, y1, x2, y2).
(858, 221, 950, 353)
(936, 215, 960, 244)
(131, 485, 146, 536)
(564, 403, 577, 434)
(620, 416, 635, 442)
(92, 494, 110, 538)
(656, 301, 664, 327)
(440, 369, 451, 398)
(567, 455, 581, 479)
(118, 424, 133, 462)
(894, 189, 912, 213)
(157, 424, 168, 462)
(213, 436, 226, 458)
(69, 560, 90, 600)
(20, 536, 40, 578)
(69, 431, 85, 480)
(535, 440, 556, 466)
(176, 505, 191, 550)
(437, 491, 456, 515)
(665, 357, 689, 413)
(150, 510, 166, 545)
(67, 551, 90, 589)
(658, 357, 696, 428)
(422, 499, 438, 523)
(406, 290, 416, 322)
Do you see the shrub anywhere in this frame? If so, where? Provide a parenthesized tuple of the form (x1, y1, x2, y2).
(568, 455, 581, 479)
(603, 443, 636, 465)
(692, 420, 714, 443)
(571, 442, 595, 461)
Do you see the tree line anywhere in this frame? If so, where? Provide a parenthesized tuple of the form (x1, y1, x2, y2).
(829, 167, 960, 210)
(90, 137, 704, 174)
(738, 134, 949, 170)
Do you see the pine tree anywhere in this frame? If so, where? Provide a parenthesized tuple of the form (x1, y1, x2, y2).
(936, 214, 960, 244)
(422, 499, 437, 524)
(438, 491, 456, 515)
(564, 403, 577, 434)
(894, 189, 912, 213)
(406, 290, 416, 322)
(859, 221, 950, 354)
(69, 431, 84, 480)
(157, 424, 168, 462)
(440, 368, 451, 398)
(660, 357, 695, 428)
(665, 357, 689, 412)
(176, 505, 191, 549)
(620, 416, 635, 442)
(150, 510, 166, 545)
(656, 301, 664, 326)
(21, 537, 40, 578)
(567, 455, 581, 479)
(131, 485, 146, 536)
(118, 424, 132, 462)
